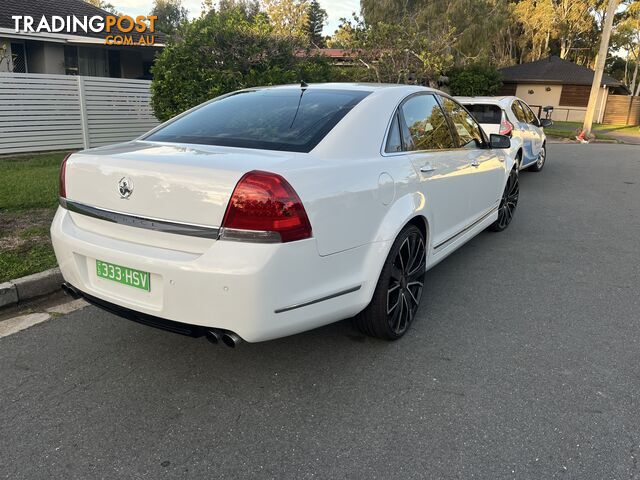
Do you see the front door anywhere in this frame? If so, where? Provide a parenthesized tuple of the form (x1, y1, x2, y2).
(396, 93, 472, 248)
(438, 96, 505, 222)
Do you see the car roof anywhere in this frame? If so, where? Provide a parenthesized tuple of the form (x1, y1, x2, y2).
(456, 96, 516, 106)
(252, 83, 440, 93)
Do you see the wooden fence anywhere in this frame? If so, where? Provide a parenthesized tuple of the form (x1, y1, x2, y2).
(0, 73, 159, 155)
(603, 95, 640, 125)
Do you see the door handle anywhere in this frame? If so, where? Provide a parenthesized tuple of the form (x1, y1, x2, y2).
(420, 163, 436, 173)
(470, 160, 480, 167)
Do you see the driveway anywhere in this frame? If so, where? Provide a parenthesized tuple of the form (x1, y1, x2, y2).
(1, 144, 639, 479)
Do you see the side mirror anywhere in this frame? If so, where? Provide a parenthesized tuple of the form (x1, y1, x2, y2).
(539, 118, 553, 128)
(489, 133, 511, 149)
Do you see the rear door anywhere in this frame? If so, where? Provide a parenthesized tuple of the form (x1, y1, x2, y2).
(393, 93, 472, 247)
(439, 96, 505, 222)
(510, 100, 535, 164)
(519, 100, 544, 157)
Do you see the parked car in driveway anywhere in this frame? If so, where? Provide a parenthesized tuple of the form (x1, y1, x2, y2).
(457, 96, 552, 172)
(52, 84, 518, 346)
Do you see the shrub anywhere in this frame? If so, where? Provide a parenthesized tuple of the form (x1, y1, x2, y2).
(447, 64, 502, 96)
(151, 7, 334, 121)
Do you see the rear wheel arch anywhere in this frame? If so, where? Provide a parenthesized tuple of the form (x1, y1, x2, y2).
(407, 215, 429, 252)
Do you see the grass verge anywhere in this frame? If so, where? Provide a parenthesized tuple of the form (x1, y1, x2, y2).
(0, 151, 69, 283)
(545, 121, 640, 142)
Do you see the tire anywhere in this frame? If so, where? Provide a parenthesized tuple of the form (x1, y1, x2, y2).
(354, 224, 426, 340)
(489, 168, 519, 232)
(528, 143, 546, 172)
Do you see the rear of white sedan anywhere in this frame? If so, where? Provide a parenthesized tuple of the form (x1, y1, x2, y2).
(52, 85, 390, 345)
(52, 83, 517, 346)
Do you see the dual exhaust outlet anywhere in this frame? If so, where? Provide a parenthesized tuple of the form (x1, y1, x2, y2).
(205, 329, 241, 348)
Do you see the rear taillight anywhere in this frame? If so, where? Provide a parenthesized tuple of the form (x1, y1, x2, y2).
(499, 118, 513, 136)
(221, 170, 312, 243)
(59, 152, 72, 198)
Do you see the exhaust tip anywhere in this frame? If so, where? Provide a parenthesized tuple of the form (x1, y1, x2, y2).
(205, 329, 221, 345)
(61, 283, 81, 299)
(221, 332, 241, 348)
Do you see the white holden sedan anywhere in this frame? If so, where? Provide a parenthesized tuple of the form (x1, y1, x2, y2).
(52, 83, 519, 347)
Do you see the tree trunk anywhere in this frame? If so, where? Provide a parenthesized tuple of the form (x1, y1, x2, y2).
(560, 39, 567, 59)
(630, 61, 639, 97)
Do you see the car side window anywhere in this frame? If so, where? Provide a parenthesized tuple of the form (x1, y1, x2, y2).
(439, 96, 485, 149)
(519, 101, 537, 125)
(385, 113, 403, 153)
(399, 94, 456, 151)
(511, 101, 526, 123)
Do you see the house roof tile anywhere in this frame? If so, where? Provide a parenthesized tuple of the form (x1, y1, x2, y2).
(500, 56, 623, 88)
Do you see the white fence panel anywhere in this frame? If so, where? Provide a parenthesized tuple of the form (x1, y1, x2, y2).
(0, 73, 160, 155)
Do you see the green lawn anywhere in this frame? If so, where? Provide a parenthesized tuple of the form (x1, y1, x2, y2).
(545, 121, 640, 142)
(0, 151, 69, 283)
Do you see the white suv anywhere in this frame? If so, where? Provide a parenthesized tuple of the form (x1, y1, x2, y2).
(457, 96, 552, 172)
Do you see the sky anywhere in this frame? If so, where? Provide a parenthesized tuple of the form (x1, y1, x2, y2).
(110, 0, 360, 36)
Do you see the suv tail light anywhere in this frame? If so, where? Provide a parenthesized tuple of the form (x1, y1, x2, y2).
(499, 116, 514, 136)
(221, 171, 312, 243)
(59, 152, 72, 198)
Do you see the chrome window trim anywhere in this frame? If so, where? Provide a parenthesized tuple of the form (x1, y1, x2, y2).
(379, 91, 488, 158)
(59, 198, 221, 239)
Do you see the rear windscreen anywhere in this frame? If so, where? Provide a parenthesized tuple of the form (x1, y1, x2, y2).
(463, 104, 502, 124)
(144, 88, 370, 153)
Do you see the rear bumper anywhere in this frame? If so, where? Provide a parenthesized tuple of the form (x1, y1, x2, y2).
(70, 285, 209, 337)
(51, 207, 385, 342)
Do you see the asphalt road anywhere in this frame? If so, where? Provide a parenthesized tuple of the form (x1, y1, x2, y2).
(1, 144, 639, 480)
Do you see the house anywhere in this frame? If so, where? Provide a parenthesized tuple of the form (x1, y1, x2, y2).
(0, 0, 165, 79)
(499, 56, 629, 123)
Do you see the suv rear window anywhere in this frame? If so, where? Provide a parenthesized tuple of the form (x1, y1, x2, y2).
(462, 104, 502, 124)
(144, 88, 370, 153)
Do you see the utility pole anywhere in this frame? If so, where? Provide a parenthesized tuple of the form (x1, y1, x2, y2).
(582, 0, 619, 136)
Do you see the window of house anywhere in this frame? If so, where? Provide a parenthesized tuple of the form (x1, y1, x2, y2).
(78, 47, 108, 77)
(108, 50, 121, 78)
(64, 46, 79, 75)
(399, 94, 456, 151)
(10, 43, 26, 73)
(439, 96, 485, 149)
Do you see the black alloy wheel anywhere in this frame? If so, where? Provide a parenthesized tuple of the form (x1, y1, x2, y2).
(490, 168, 519, 232)
(354, 224, 426, 340)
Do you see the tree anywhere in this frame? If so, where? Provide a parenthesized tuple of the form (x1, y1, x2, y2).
(448, 64, 503, 95)
(616, 0, 640, 94)
(150, 0, 189, 36)
(512, 0, 555, 62)
(306, 0, 327, 46)
(150, 4, 333, 120)
(551, 0, 595, 59)
(361, 0, 516, 67)
(334, 14, 455, 85)
(263, 0, 309, 38)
